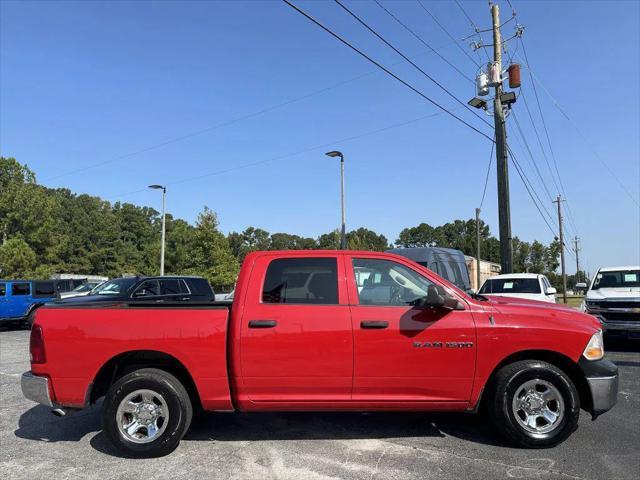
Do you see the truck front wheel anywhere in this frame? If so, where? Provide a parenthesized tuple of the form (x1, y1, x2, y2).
(489, 360, 580, 448)
(102, 368, 192, 458)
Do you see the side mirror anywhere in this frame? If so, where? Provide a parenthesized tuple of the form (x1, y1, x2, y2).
(415, 285, 465, 311)
(545, 287, 557, 295)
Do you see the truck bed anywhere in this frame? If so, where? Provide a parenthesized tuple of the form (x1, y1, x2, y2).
(32, 302, 234, 410)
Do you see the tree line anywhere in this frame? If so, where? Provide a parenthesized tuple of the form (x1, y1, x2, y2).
(0, 157, 568, 290)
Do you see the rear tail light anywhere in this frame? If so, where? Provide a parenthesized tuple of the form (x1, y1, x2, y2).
(30, 325, 46, 364)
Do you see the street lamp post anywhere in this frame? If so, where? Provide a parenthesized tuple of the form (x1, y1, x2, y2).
(325, 151, 346, 249)
(148, 184, 166, 276)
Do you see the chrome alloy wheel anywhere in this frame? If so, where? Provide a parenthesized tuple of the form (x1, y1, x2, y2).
(511, 379, 565, 435)
(116, 389, 169, 444)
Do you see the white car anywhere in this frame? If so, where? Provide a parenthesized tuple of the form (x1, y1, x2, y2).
(581, 266, 640, 335)
(58, 281, 104, 299)
(478, 273, 557, 303)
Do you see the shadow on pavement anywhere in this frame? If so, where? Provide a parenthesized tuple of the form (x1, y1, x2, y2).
(183, 410, 504, 446)
(15, 404, 101, 443)
(0, 323, 30, 332)
(16, 404, 506, 458)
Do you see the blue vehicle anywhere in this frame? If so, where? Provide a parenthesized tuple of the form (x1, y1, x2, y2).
(0, 280, 67, 326)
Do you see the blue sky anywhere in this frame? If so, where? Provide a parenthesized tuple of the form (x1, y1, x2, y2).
(1, 0, 639, 273)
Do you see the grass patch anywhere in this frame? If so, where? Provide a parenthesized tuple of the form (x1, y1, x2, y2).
(558, 295, 584, 309)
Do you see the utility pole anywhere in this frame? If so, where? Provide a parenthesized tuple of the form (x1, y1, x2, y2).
(492, 3, 513, 274)
(148, 184, 167, 276)
(554, 195, 567, 303)
(475, 208, 482, 291)
(325, 151, 346, 249)
(160, 188, 166, 276)
(573, 236, 581, 283)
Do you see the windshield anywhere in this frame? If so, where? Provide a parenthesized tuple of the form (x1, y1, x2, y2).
(90, 278, 136, 295)
(480, 277, 541, 294)
(72, 283, 94, 293)
(592, 270, 640, 290)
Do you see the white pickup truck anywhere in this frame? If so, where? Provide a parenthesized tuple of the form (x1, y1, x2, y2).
(581, 266, 640, 336)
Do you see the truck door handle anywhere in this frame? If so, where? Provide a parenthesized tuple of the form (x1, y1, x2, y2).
(248, 320, 278, 328)
(360, 320, 389, 329)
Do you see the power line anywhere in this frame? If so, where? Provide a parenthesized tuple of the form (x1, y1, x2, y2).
(43, 37, 464, 184)
(373, 0, 474, 83)
(517, 52, 640, 207)
(479, 136, 495, 209)
(43, 71, 372, 182)
(518, 87, 561, 195)
(508, 144, 576, 259)
(416, 0, 481, 68)
(509, 118, 578, 240)
(509, 147, 557, 238)
(507, 143, 559, 233)
(333, 0, 492, 130)
(281, 0, 494, 141)
(454, 0, 479, 31)
(519, 37, 579, 232)
(106, 108, 455, 201)
(454, 0, 491, 63)
(511, 110, 555, 203)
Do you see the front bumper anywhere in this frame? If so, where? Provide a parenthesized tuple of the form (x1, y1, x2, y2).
(578, 358, 619, 419)
(21, 372, 54, 407)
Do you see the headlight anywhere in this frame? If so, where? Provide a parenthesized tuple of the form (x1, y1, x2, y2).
(583, 330, 604, 360)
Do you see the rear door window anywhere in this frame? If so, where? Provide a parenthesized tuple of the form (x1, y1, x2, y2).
(12, 283, 31, 295)
(0, 283, 5, 296)
(33, 281, 56, 298)
(133, 280, 160, 297)
(262, 257, 338, 304)
(159, 279, 184, 295)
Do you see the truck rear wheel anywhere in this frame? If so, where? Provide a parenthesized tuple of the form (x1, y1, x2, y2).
(489, 360, 580, 448)
(102, 368, 192, 458)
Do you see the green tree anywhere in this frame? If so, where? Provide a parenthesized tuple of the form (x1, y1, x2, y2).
(227, 227, 271, 262)
(545, 239, 561, 273)
(317, 230, 341, 249)
(395, 222, 440, 247)
(189, 207, 239, 289)
(269, 233, 316, 250)
(512, 237, 532, 273)
(347, 228, 389, 251)
(0, 236, 37, 278)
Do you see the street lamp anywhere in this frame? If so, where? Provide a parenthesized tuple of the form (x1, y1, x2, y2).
(148, 184, 166, 276)
(325, 151, 346, 250)
(467, 97, 488, 110)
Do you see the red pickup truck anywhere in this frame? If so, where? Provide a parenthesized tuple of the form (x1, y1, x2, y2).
(22, 250, 618, 457)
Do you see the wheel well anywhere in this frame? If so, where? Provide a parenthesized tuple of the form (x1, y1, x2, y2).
(481, 349, 592, 412)
(26, 303, 43, 316)
(89, 350, 202, 410)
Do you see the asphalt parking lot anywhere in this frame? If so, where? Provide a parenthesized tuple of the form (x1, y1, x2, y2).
(1, 328, 638, 480)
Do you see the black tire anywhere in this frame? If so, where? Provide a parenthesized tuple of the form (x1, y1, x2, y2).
(102, 368, 193, 458)
(489, 360, 580, 448)
(24, 308, 37, 329)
